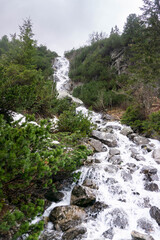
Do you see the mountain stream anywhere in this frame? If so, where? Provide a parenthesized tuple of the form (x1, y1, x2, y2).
(38, 57, 160, 240)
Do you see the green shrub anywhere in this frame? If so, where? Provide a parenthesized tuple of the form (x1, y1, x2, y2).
(142, 111, 160, 139)
(58, 106, 92, 136)
(121, 105, 145, 132)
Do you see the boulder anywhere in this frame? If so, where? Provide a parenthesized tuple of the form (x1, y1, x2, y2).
(149, 206, 160, 226)
(104, 164, 119, 174)
(89, 138, 107, 152)
(137, 218, 154, 233)
(109, 148, 120, 156)
(131, 230, 154, 240)
(92, 130, 117, 147)
(141, 166, 158, 181)
(87, 201, 108, 218)
(71, 185, 96, 207)
(126, 163, 139, 173)
(49, 205, 86, 231)
(83, 178, 98, 189)
(62, 227, 87, 240)
(133, 136, 149, 145)
(152, 148, 160, 164)
(121, 170, 132, 182)
(144, 183, 159, 192)
(108, 155, 122, 165)
(102, 228, 114, 239)
(120, 126, 133, 136)
(108, 208, 128, 229)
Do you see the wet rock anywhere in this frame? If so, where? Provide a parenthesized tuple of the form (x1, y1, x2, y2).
(39, 230, 62, 240)
(106, 124, 122, 130)
(108, 184, 124, 195)
(144, 183, 159, 192)
(44, 191, 64, 202)
(89, 138, 107, 152)
(128, 133, 138, 140)
(134, 155, 146, 161)
(104, 164, 119, 174)
(137, 218, 154, 233)
(106, 178, 118, 184)
(108, 155, 122, 165)
(141, 144, 154, 153)
(62, 227, 87, 240)
(83, 178, 98, 189)
(108, 208, 128, 229)
(121, 170, 132, 181)
(49, 205, 86, 231)
(120, 126, 133, 136)
(133, 136, 149, 145)
(85, 156, 94, 164)
(126, 163, 139, 173)
(152, 148, 160, 164)
(71, 185, 96, 207)
(149, 206, 160, 226)
(131, 230, 154, 240)
(109, 148, 120, 156)
(141, 166, 158, 181)
(102, 227, 114, 239)
(130, 148, 139, 155)
(87, 201, 108, 218)
(102, 113, 114, 121)
(92, 130, 118, 147)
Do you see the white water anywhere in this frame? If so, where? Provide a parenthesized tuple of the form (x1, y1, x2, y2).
(40, 57, 160, 240)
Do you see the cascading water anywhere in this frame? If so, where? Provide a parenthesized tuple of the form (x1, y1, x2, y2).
(40, 57, 160, 240)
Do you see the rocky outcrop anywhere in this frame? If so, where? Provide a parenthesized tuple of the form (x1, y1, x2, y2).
(49, 205, 86, 231)
(92, 130, 117, 147)
(71, 185, 96, 207)
(120, 126, 133, 136)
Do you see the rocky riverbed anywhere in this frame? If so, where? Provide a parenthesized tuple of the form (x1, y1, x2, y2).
(37, 57, 160, 240)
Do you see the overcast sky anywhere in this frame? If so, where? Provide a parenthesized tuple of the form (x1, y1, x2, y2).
(0, 0, 143, 55)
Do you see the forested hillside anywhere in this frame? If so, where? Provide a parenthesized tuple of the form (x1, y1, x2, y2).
(65, 0, 160, 138)
(0, 20, 92, 240)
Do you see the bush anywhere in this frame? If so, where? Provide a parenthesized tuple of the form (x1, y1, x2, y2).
(121, 105, 145, 132)
(58, 106, 92, 136)
(142, 111, 160, 139)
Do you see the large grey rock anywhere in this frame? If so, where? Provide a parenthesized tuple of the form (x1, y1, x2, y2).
(144, 183, 159, 192)
(131, 230, 154, 240)
(137, 218, 154, 233)
(71, 185, 96, 207)
(133, 136, 149, 145)
(83, 178, 98, 189)
(92, 130, 117, 147)
(149, 206, 160, 226)
(141, 166, 158, 181)
(121, 170, 132, 181)
(108, 208, 128, 229)
(108, 155, 122, 165)
(152, 148, 160, 164)
(104, 164, 119, 174)
(120, 126, 133, 136)
(102, 228, 114, 239)
(89, 138, 107, 152)
(49, 205, 86, 231)
(62, 227, 87, 240)
(109, 148, 120, 156)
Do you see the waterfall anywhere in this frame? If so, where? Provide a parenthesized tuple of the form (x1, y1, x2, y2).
(39, 57, 160, 240)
